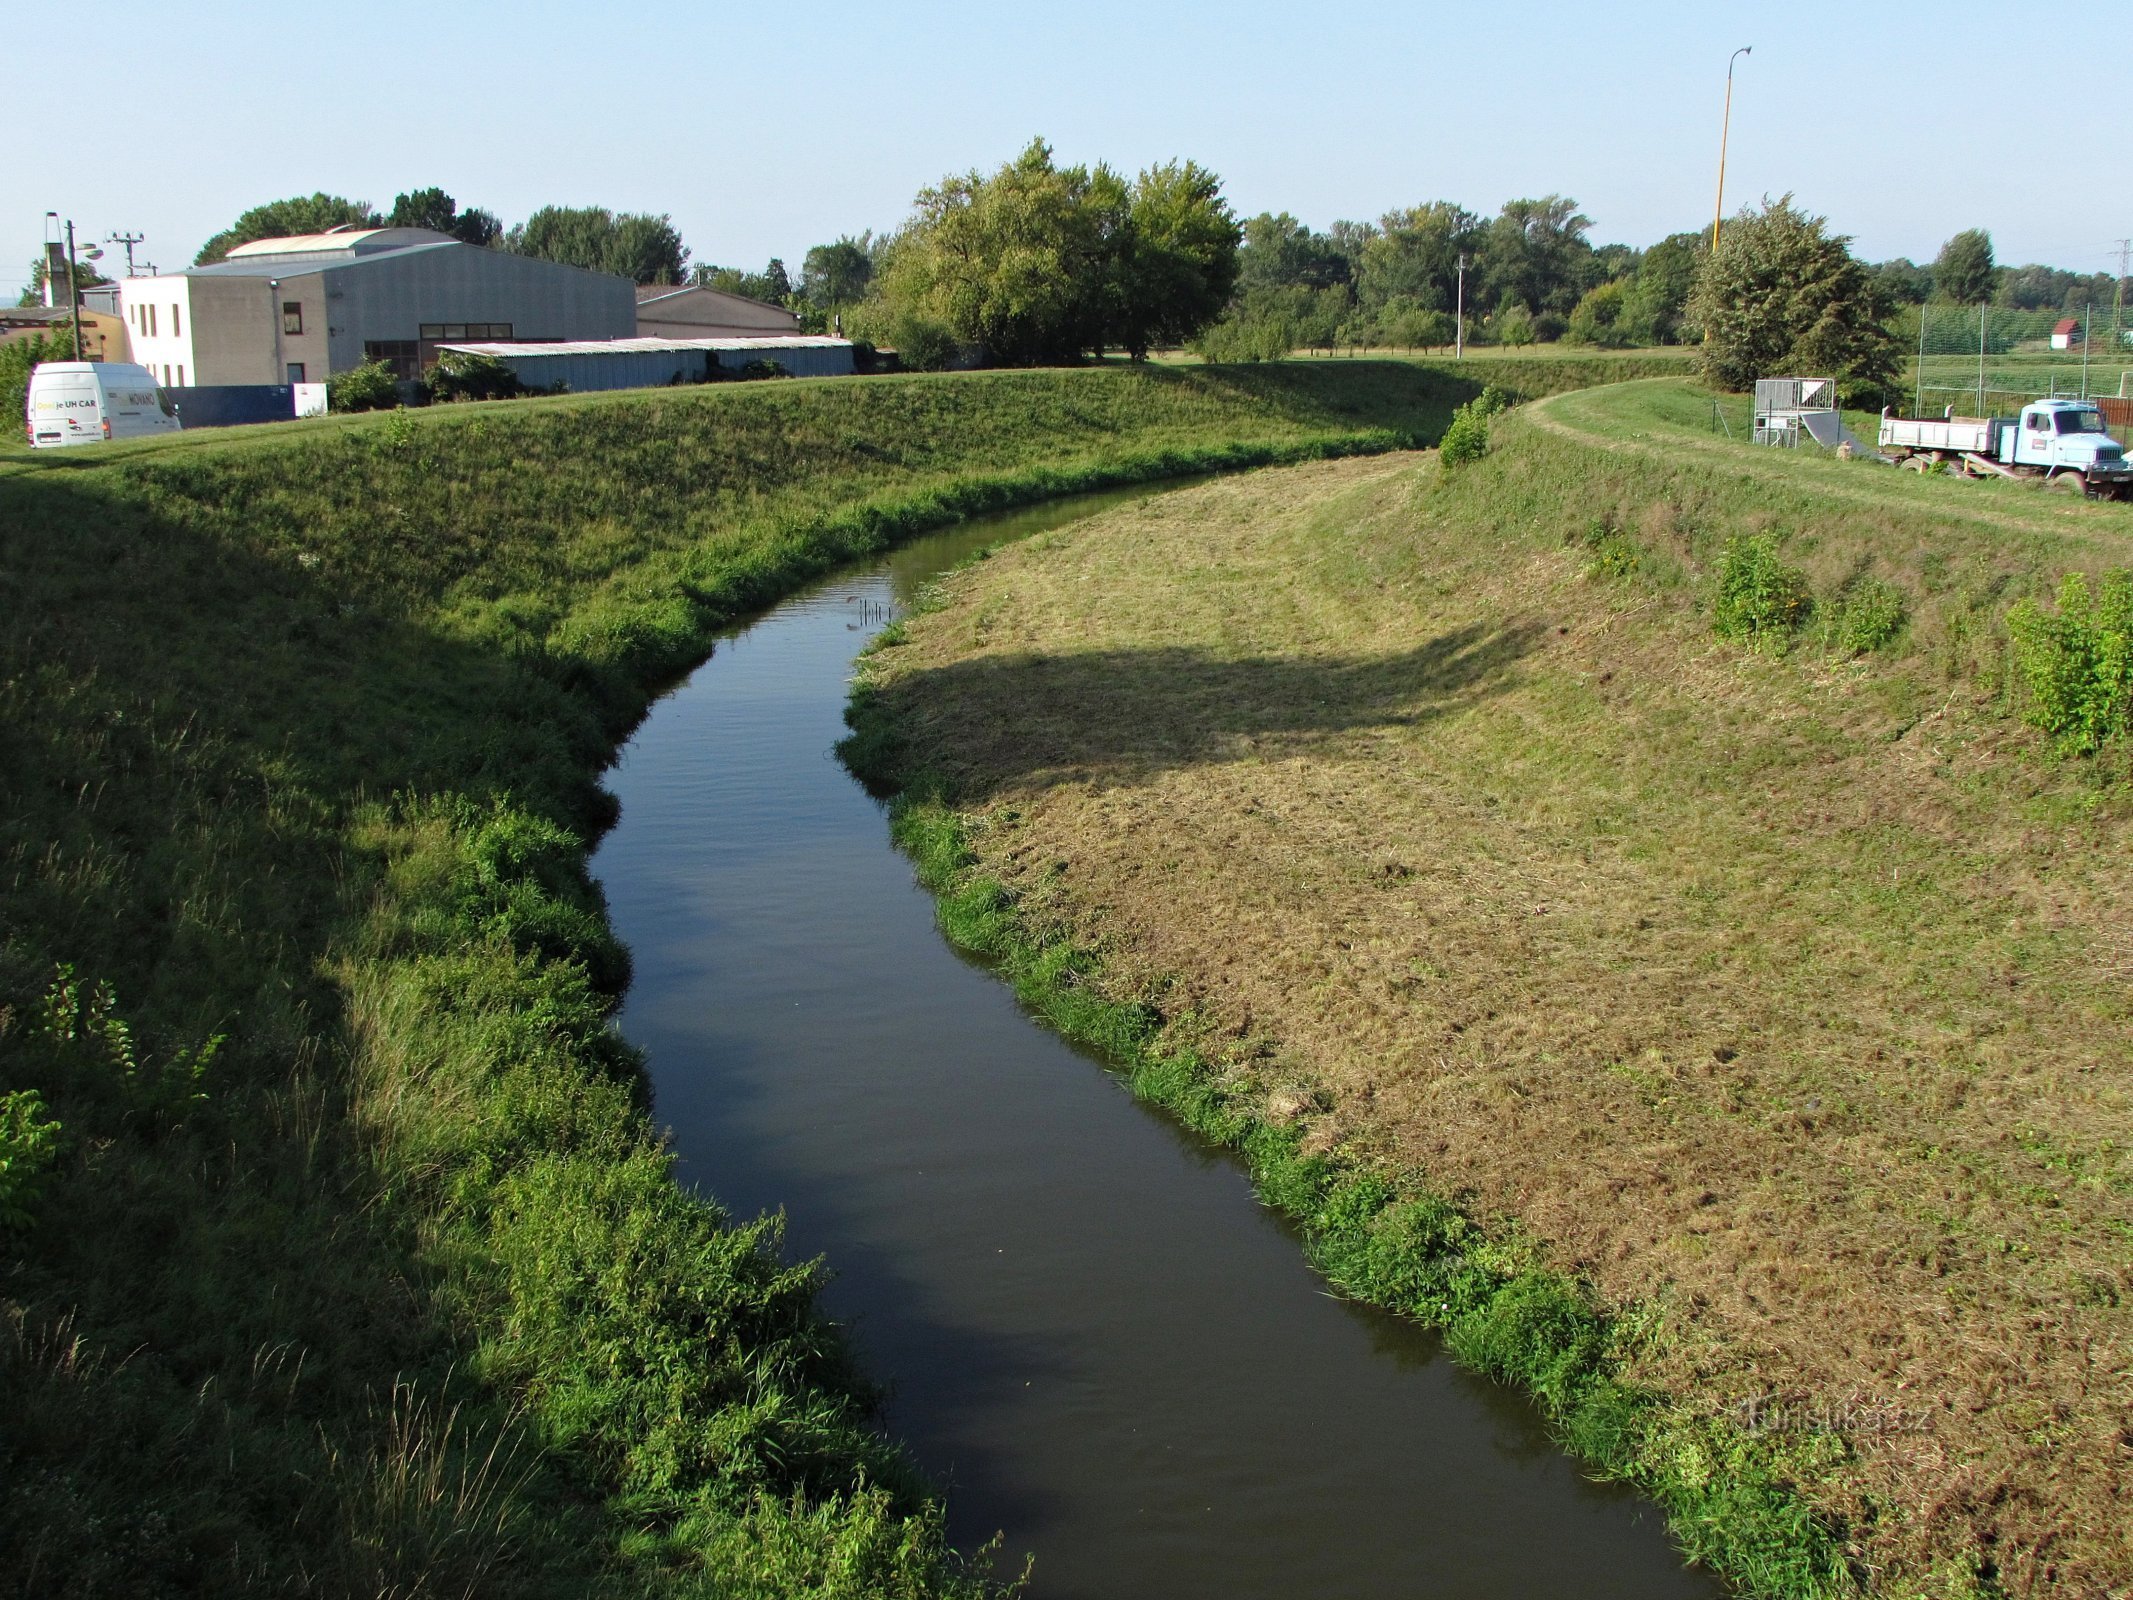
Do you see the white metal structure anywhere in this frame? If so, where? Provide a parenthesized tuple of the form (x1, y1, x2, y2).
(25, 361, 180, 448)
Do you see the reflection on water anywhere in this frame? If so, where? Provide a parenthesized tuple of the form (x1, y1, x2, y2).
(592, 485, 1722, 1600)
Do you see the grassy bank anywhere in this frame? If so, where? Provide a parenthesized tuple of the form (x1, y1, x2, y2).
(840, 397, 2133, 1597)
(0, 363, 1533, 1596)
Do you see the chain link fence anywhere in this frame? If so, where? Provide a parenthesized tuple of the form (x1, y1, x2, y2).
(1908, 302, 2133, 427)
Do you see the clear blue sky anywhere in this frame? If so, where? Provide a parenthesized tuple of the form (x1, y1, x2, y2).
(7, 0, 2125, 295)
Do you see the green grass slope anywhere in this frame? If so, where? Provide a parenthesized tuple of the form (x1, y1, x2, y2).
(0, 362, 1555, 1598)
(839, 382, 2133, 1598)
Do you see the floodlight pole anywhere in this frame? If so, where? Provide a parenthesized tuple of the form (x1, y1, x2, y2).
(1711, 47, 1752, 253)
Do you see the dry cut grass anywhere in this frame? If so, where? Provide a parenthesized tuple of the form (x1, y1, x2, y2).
(864, 434, 2133, 1597)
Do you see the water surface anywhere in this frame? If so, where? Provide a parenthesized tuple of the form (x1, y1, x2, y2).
(593, 486, 1721, 1599)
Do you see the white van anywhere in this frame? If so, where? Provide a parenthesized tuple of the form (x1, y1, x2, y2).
(25, 361, 181, 448)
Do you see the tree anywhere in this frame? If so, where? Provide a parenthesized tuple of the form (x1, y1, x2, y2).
(1108, 159, 1241, 358)
(1633, 231, 1704, 342)
(1490, 301, 1536, 347)
(1375, 300, 1454, 349)
(1354, 201, 1479, 315)
(871, 138, 1235, 366)
(691, 259, 794, 304)
(1933, 228, 1995, 304)
(1480, 196, 1595, 316)
(876, 139, 1128, 364)
(195, 194, 379, 264)
(1564, 279, 1632, 347)
(0, 326, 78, 426)
(385, 187, 502, 247)
(507, 206, 688, 284)
(19, 256, 111, 309)
(1689, 195, 1899, 396)
(1870, 257, 1933, 306)
(800, 235, 875, 308)
(1236, 212, 1351, 295)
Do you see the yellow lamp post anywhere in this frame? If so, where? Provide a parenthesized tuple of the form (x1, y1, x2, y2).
(1711, 46, 1752, 253)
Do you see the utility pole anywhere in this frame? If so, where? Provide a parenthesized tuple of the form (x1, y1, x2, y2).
(107, 231, 145, 277)
(2114, 238, 2129, 345)
(1455, 253, 1467, 359)
(1712, 46, 1752, 252)
(63, 220, 85, 356)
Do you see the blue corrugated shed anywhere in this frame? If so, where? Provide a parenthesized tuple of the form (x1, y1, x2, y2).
(435, 336, 857, 393)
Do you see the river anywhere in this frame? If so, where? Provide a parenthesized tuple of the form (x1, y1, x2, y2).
(591, 483, 1721, 1599)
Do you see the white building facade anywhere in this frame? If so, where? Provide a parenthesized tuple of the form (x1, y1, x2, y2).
(121, 228, 636, 387)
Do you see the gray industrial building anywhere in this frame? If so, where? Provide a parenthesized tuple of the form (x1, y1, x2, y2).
(123, 228, 636, 386)
(635, 284, 802, 340)
(437, 336, 857, 392)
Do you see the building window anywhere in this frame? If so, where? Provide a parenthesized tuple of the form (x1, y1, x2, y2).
(147, 304, 157, 337)
(176, 365, 185, 386)
(283, 301, 304, 336)
(363, 340, 421, 381)
(287, 362, 306, 384)
(419, 322, 511, 340)
(161, 365, 170, 384)
(172, 304, 181, 337)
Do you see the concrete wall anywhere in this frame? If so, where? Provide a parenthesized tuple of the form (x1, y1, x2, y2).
(122, 274, 296, 385)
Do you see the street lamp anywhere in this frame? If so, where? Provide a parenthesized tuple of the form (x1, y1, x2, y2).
(1711, 46, 1752, 253)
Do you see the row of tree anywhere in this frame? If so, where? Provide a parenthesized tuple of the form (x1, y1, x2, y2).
(1199, 203, 1707, 355)
(1874, 228, 2119, 312)
(42, 162, 2115, 402)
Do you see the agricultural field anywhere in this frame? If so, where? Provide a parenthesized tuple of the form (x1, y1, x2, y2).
(848, 380, 2133, 1596)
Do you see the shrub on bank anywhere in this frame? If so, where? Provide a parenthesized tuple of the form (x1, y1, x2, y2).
(328, 358, 401, 412)
(1438, 385, 1507, 469)
(1713, 534, 1813, 647)
(2008, 570, 2133, 754)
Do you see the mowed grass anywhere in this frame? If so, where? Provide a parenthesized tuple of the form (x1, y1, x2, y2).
(850, 389, 2133, 1597)
(0, 362, 1543, 1597)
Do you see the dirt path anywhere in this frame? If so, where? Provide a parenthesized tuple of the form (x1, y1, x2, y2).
(1528, 380, 2129, 546)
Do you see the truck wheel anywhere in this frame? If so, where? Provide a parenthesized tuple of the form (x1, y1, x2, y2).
(2049, 470, 2086, 493)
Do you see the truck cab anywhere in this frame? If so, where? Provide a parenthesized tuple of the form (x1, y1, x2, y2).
(2002, 399, 2131, 494)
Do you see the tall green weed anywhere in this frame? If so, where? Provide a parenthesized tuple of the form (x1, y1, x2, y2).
(1438, 386, 1508, 469)
(2007, 571, 2133, 755)
(1714, 534, 1813, 648)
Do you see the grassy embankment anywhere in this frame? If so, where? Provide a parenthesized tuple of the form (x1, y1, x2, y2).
(841, 377, 2133, 1599)
(0, 359, 1685, 1597)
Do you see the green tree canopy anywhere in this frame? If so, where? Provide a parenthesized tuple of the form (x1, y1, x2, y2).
(1870, 256, 1933, 306)
(799, 235, 875, 308)
(1632, 230, 1704, 340)
(385, 187, 502, 247)
(691, 258, 793, 303)
(1355, 201, 1479, 314)
(195, 194, 380, 264)
(1236, 213, 1351, 295)
(871, 138, 1238, 365)
(1109, 160, 1242, 358)
(506, 206, 688, 284)
(1564, 279, 1632, 347)
(20, 256, 111, 309)
(1689, 195, 1899, 395)
(1480, 195, 1596, 316)
(1933, 228, 1995, 304)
